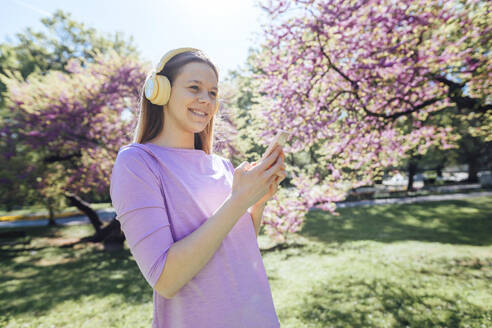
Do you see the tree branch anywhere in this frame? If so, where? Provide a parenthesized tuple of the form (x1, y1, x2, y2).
(359, 97, 442, 119)
(315, 30, 358, 89)
(432, 74, 491, 114)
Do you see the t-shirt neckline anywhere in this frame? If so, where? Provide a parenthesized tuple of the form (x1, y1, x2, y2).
(142, 142, 208, 155)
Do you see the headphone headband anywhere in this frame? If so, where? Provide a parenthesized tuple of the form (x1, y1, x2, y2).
(155, 47, 200, 73)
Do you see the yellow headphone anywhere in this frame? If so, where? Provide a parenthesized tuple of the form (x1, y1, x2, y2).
(144, 47, 220, 114)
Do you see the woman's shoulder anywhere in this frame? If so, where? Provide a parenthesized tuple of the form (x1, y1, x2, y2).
(114, 143, 160, 170)
(111, 143, 162, 184)
(116, 143, 147, 160)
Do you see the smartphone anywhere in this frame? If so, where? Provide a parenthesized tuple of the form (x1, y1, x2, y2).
(261, 129, 291, 162)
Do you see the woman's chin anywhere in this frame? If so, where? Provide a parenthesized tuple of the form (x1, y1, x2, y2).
(188, 124, 207, 134)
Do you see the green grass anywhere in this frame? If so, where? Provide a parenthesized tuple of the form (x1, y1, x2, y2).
(1, 197, 491, 327)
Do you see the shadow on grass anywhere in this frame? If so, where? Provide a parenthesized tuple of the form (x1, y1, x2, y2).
(1, 198, 491, 321)
(0, 244, 150, 319)
(302, 198, 492, 246)
(413, 256, 492, 282)
(292, 277, 488, 328)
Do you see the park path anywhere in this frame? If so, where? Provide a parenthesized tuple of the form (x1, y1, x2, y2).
(0, 208, 116, 229)
(1, 191, 491, 229)
(312, 190, 492, 209)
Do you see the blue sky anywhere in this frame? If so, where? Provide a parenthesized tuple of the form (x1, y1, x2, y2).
(1, 0, 268, 80)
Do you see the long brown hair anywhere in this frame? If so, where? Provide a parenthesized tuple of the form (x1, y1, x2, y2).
(132, 50, 220, 155)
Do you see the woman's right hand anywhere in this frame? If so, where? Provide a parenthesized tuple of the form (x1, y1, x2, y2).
(230, 145, 286, 210)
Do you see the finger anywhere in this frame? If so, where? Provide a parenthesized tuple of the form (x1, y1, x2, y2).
(274, 164, 286, 177)
(236, 161, 250, 174)
(264, 155, 283, 179)
(275, 174, 285, 186)
(267, 172, 277, 186)
(262, 143, 281, 161)
(260, 147, 281, 171)
(272, 170, 286, 183)
(273, 177, 279, 193)
(276, 145, 284, 156)
(265, 144, 282, 161)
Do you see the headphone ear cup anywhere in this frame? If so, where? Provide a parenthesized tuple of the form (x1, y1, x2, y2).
(154, 75, 172, 106)
(144, 74, 157, 102)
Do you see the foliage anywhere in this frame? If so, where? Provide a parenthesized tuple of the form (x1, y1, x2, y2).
(0, 50, 148, 211)
(253, 0, 491, 241)
(0, 9, 140, 211)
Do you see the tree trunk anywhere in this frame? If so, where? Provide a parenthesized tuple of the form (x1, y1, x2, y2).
(467, 157, 479, 183)
(47, 204, 59, 227)
(64, 192, 125, 251)
(64, 192, 103, 233)
(459, 132, 482, 184)
(80, 216, 125, 251)
(436, 158, 445, 178)
(407, 158, 419, 191)
(102, 217, 125, 252)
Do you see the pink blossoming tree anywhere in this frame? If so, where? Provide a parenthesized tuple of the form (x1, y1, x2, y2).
(252, 0, 491, 243)
(1, 50, 147, 243)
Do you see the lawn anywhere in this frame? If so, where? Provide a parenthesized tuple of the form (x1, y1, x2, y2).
(1, 196, 491, 327)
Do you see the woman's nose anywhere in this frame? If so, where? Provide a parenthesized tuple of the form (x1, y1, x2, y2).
(198, 92, 212, 104)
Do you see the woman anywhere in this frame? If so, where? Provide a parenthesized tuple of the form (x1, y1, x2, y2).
(110, 47, 286, 327)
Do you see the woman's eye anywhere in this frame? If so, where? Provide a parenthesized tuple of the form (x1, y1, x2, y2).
(189, 86, 217, 97)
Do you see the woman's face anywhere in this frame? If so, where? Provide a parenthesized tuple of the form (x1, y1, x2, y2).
(165, 61, 218, 133)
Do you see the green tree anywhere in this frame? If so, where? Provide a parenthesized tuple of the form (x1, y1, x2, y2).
(0, 9, 139, 108)
(0, 9, 139, 223)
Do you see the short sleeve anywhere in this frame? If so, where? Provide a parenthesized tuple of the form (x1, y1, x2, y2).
(225, 159, 235, 175)
(110, 147, 175, 289)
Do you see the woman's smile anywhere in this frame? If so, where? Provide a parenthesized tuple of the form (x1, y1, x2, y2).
(188, 107, 208, 119)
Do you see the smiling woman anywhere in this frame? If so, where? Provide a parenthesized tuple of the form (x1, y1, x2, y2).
(109, 48, 283, 328)
(134, 48, 220, 154)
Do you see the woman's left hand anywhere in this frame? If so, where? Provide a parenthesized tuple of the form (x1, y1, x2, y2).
(247, 149, 287, 207)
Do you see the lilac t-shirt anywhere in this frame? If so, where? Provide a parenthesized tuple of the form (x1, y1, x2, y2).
(109, 142, 280, 328)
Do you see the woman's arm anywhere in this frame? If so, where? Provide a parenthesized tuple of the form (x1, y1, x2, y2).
(154, 193, 249, 299)
(248, 203, 266, 238)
